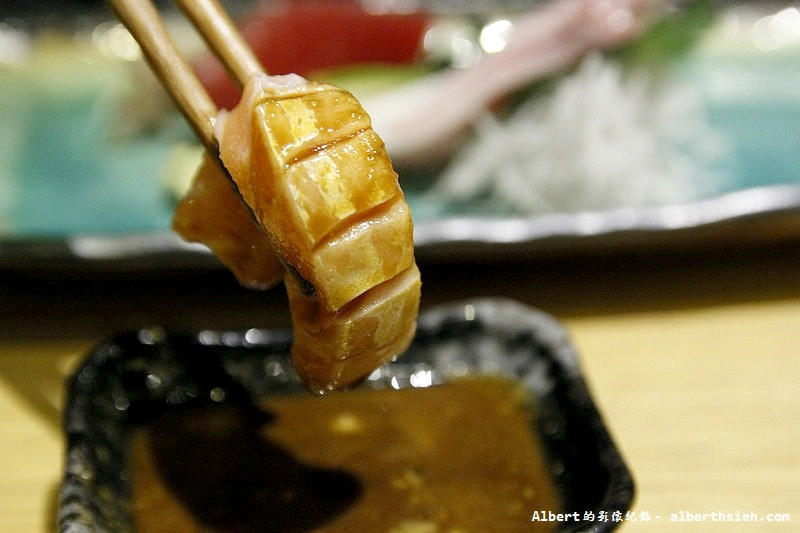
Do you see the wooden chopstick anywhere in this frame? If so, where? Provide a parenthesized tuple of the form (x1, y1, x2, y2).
(108, 0, 265, 153)
(109, 0, 269, 224)
(109, 0, 216, 152)
(174, 0, 263, 88)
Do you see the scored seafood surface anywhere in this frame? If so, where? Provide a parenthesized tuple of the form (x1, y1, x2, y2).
(174, 73, 421, 393)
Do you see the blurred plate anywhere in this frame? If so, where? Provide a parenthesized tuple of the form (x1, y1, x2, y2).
(2, 2, 800, 272)
(3, 182, 800, 274)
(58, 298, 634, 532)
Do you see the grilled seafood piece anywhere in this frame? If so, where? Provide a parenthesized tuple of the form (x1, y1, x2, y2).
(174, 73, 420, 393)
(173, 153, 283, 290)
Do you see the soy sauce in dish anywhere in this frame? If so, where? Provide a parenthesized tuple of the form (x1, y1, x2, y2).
(130, 376, 561, 532)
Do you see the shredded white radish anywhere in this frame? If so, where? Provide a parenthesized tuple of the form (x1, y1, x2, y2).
(429, 52, 731, 214)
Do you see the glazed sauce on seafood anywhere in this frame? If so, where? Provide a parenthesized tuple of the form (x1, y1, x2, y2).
(172, 73, 421, 393)
(130, 377, 561, 532)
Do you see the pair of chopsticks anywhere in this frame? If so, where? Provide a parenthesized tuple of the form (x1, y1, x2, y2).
(109, 0, 262, 154)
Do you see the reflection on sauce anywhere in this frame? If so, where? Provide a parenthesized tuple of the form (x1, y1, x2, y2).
(130, 377, 561, 532)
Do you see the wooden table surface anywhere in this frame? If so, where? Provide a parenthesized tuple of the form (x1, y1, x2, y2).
(1, 239, 798, 532)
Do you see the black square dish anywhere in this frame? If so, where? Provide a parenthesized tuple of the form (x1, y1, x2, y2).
(58, 298, 634, 532)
